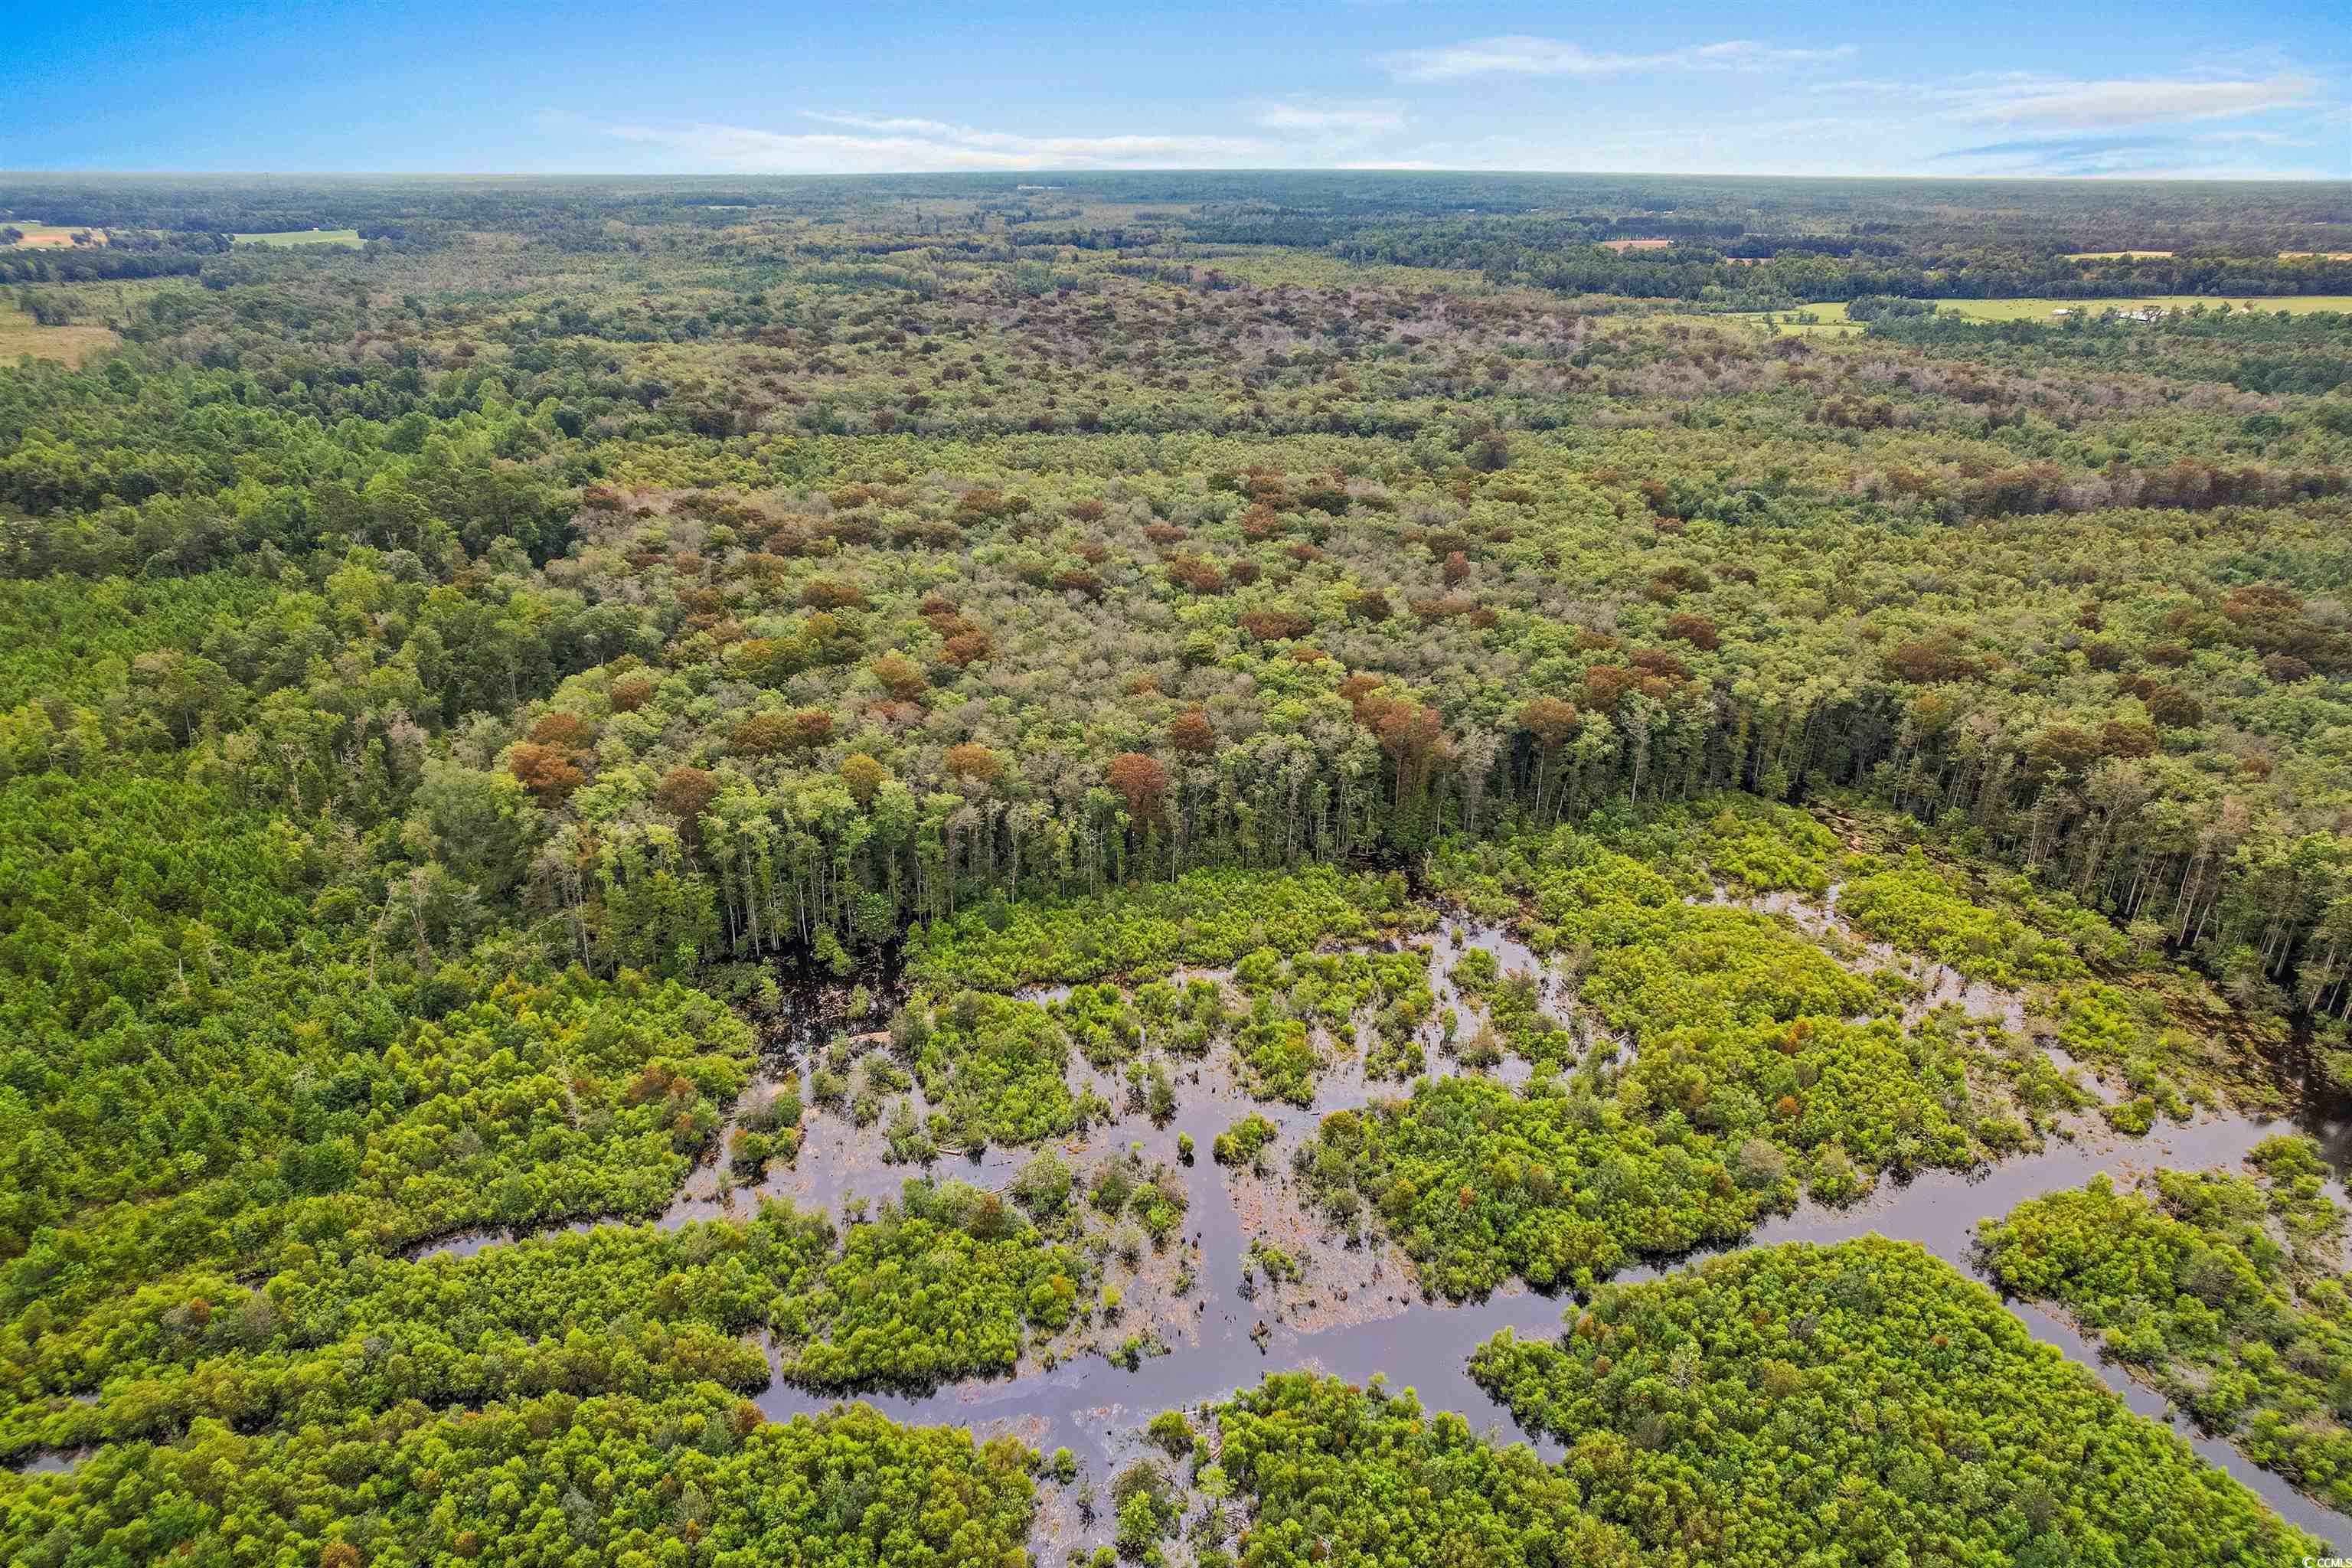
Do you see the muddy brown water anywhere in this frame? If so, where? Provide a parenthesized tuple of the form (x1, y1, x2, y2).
(19, 916, 2352, 1548)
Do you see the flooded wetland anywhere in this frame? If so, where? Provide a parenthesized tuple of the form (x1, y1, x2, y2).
(403, 890, 2352, 1553)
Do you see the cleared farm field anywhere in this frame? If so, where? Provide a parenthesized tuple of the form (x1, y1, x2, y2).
(1714, 302, 1864, 337)
(231, 228, 364, 247)
(0, 305, 118, 365)
(5, 220, 107, 249)
(1722, 296, 2352, 336)
(1935, 294, 2352, 321)
(2064, 249, 2173, 259)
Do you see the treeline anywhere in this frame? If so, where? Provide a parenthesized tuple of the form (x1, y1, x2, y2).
(13, 477, 2352, 1035)
(0, 250, 215, 286)
(1338, 227, 2352, 303)
(351, 505, 2352, 1028)
(1869, 307, 2352, 398)
(7, 245, 2350, 1030)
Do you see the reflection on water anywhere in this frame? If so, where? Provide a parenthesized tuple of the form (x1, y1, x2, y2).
(1715, 882, 2035, 1037)
(21, 916, 2352, 1547)
(736, 1106, 2352, 1549)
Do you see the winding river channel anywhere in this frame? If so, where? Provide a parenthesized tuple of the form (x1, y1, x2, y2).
(23, 910, 2352, 1552)
(742, 1104, 2352, 1548)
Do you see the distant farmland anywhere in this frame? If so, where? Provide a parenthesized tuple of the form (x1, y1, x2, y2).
(5, 221, 108, 249)
(231, 228, 364, 248)
(1718, 294, 2352, 337)
(1936, 295, 2352, 322)
(8, 224, 366, 250)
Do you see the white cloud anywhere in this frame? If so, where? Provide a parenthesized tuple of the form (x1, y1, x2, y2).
(1383, 35, 1853, 83)
(1255, 103, 1407, 137)
(799, 112, 962, 137)
(1680, 41, 1857, 71)
(1817, 69, 2328, 132)
(1804, 78, 1914, 96)
(603, 119, 1272, 173)
(1927, 129, 2324, 179)
(1802, 67, 2335, 171)
(1957, 72, 2316, 127)
(2196, 129, 2318, 147)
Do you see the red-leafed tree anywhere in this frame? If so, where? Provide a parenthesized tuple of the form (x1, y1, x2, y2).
(509, 743, 585, 808)
(1169, 710, 1217, 758)
(1107, 752, 1170, 827)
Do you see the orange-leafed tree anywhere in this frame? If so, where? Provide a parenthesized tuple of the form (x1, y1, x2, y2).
(509, 743, 585, 808)
(1168, 709, 1216, 758)
(732, 710, 833, 756)
(1107, 752, 1170, 827)
(945, 743, 1002, 786)
(872, 653, 929, 701)
(1518, 695, 1580, 822)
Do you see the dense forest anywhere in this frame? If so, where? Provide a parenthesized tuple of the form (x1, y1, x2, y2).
(5, 170, 2352, 1563)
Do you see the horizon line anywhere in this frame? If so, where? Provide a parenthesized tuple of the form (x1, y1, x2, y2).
(4, 167, 2350, 186)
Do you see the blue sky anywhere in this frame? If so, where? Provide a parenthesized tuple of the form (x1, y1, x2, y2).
(6, 0, 2347, 179)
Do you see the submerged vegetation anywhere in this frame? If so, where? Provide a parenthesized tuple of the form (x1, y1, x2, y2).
(1164, 1240, 2323, 1567)
(2, 1179, 1086, 1465)
(1980, 1138, 2352, 1514)
(1468, 1238, 2317, 1565)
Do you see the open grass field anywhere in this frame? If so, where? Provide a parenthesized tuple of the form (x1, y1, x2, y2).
(1935, 294, 2352, 321)
(0, 304, 118, 366)
(5, 220, 109, 249)
(1712, 301, 1865, 337)
(2065, 250, 2174, 260)
(231, 228, 364, 247)
(1716, 295, 2352, 337)
(34, 276, 178, 318)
